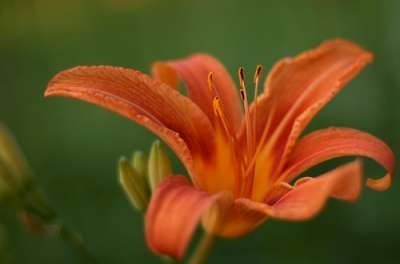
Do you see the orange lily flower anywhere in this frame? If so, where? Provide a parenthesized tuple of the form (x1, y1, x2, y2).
(45, 39, 395, 260)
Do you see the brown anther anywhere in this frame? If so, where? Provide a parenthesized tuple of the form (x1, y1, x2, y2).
(240, 90, 246, 101)
(253, 65, 263, 84)
(238, 67, 246, 89)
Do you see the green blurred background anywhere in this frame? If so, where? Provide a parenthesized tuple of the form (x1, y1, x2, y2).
(1, 0, 399, 263)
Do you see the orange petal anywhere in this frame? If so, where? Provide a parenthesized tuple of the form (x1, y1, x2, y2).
(246, 39, 373, 176)
(44, 66, 215, 182)
(145, 176, 231, 260)
(153, 54, 242, 133)
(271, 160, 363, 218)
(228, 160, 362, 233)
(209, 161, 362, 237)
(203, 183, 293, 238)
(283, 127, 395, 191)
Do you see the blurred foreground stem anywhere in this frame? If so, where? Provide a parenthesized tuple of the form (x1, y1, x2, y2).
(57, 224, 98, 264)
(20, 184, 98, 264)
(0, 124, 98, 263)
(188, 231, 216, 264)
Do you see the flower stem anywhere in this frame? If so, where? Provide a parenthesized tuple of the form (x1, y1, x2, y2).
(188, 231, 215, 264)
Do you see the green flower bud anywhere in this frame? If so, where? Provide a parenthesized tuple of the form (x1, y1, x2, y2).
(147, 141, 172, 191)
(131, 151, 147, 178)
(118, 157, 150, 212)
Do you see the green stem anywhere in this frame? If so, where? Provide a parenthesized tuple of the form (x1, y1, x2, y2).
(188, 231, 216, 264)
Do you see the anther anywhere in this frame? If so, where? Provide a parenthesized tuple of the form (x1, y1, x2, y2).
(238, 67, 248, 102)
(238, 67, 246, 91)
(253, 65, 263, 86)
(238, 67, 254, 159)
(239, 90, 246, 101)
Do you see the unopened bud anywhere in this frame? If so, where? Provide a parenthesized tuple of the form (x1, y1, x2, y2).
(118, 157, 150, 212)
(131, 151, 147, 178)
(148, 141, 172, 191)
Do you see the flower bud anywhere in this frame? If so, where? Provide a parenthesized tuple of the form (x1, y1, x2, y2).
(118, 157, 150, 212)
(131, 151, 147, 178)
(147, 140, 172, 191)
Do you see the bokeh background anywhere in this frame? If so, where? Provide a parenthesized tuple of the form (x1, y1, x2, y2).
(1, 0, 399, 263)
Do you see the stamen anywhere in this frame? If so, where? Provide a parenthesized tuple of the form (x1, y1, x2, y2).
(253, 65, 262, 87)
(238, 67, 246, 90)
(236, 65, 265, 198)
(252, 65, 263, 161)
(239, 89, 246, 101)
(238, 67, 253, 159)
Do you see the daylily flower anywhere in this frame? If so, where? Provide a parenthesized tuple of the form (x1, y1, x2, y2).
(44, 39, 395, 260)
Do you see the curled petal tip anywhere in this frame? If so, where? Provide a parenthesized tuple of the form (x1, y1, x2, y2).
(283, 127, 395, 191)
(366, 174, 392, 191)
(44, 67, 81, 97)
(43, 87, 55, 97)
